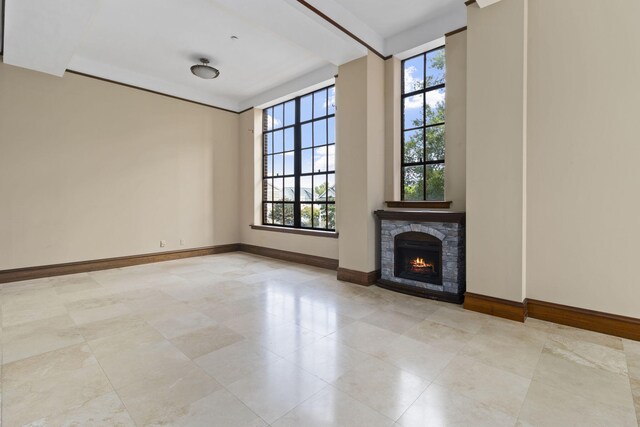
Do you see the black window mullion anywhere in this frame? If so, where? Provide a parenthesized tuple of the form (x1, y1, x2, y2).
(294, 98, 301, 228)
(422, 52, 427, 199)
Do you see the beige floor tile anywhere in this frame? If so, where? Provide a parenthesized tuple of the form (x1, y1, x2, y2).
(383, 298, 441, 320)
(397, 383, 517, 427)
(331, 297, 381, 320)
(250, 322, 324, 357)
(2, 314, 85, 364)
(1, 277, 52, 296)
(118, 288, 180, 311)
(3, 344, 113, 426)
(226, 358, 328, 423)
(361, 309, 424, 334)
(532, 349, 636, 410)
(76, 313, 150, 341)
(631, 377, 640, 424)
(518, 379, 637, 427)
(23, 391, 135, 427)
(1, 287, 58, 309)
(69, 302, 132, 325)
(64, 294, 124, 311)
(434, 355, 530, 418)
(460, 326, 545, 379)
(2, 300, 68, 327)
(527, 318, 624, 350)
(117, 365, 222, 426)
(330, 321, 403, 356)
(284, 336, 373, 383)
(425, 305, 488, 334)
(50, 273, 104, 295)
(89, 327, 195, 390)
(544, 334, 628, 375)
(332, 357, 430, 420)
(403, 318, 473, 353)
(150, 311, 217, 339)
(273, 386, 394, 427)
(224, 310, 290, 337)
(374, 335, 457, 381)
(195, 339, 283, 386)
(264, 297, 357, 335)
(88, 321, 165, 360)
(159, 388, 267, 427)
(624, 339, 640, 380)
(58, 286, 115, 304)
(198, 302, 257, 323)
(137, 300, 196, 323)
(171, 323, 245, 359)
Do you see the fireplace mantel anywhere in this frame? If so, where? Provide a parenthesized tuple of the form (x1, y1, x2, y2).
(374, 209, 465, 224)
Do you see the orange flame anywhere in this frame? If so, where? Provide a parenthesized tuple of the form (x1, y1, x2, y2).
(410, 258, 433, 269)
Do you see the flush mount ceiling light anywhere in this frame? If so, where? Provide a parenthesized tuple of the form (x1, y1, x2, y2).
(190, 58, 220, 79)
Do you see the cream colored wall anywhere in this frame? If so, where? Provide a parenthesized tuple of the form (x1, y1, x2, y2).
(444, 30, 467, 210)
(366, 54, 387, 269)
(466, 0, 527, 302)
(238, 109, 340, 260)
(384, 57, 401, 201)
(0, 61, 240, 270)
(336, 53, 386, 272)
(526, 0, 640, 317)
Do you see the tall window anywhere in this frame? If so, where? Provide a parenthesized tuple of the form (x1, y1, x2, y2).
(401, 46, 446, 201)
(262, 86, 336, 231)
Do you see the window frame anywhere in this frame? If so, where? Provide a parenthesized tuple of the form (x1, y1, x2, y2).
(401, 45, 446, 201)
(262, 85, 336, 231)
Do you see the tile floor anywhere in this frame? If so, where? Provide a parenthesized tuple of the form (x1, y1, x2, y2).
(0, 252, 638, 426)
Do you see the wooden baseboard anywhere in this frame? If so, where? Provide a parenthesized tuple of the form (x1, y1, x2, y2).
(0, 244, 240, 284)
(238, 244, 338, 271)
(464, 292, 640, 341)
(527, 299, 640, 342)
(337, 267, 380, 286)
(464, 292, 527, 322)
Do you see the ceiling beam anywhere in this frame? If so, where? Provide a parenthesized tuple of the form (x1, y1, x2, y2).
(293, 0, 386, 59)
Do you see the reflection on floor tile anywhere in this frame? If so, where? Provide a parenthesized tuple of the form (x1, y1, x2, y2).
(1, 252, 639, 426)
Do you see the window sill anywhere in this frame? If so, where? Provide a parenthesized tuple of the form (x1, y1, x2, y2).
(250, 224, 339, 238)
(385, 201, 452, 209)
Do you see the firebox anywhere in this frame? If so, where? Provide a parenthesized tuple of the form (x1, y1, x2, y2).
(394, 232, 442, 285)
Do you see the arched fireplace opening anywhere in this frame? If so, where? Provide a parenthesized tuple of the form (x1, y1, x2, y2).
(394, 231, 443, 285)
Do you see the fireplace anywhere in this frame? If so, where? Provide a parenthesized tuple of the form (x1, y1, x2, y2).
(375, 210, 465, 303)
(394, 232, 442, 285)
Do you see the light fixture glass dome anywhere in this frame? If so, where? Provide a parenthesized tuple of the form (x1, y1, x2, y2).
(191, 58, 220, 79)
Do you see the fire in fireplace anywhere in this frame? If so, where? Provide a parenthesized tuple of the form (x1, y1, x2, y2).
(394, 232, 442, 285)
(409, 257, 435, 273)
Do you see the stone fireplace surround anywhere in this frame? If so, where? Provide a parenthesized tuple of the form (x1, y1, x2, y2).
(375, 210, 465, 303)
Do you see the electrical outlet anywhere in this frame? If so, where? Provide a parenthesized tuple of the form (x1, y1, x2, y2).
(160, 240, 167, 247)
(180, 239, 185, 246)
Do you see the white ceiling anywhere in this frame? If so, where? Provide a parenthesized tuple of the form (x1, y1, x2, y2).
(328, 0, 460, 39)
(1, 0, 468, 112)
